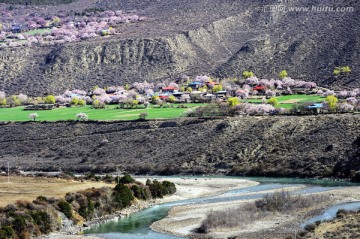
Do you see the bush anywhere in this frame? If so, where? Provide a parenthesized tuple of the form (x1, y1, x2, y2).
(148, 180, 176, 199)
(149, 180, 165, 198)
(267, 97, 279, 107)
(242, 71, 254, 79)
(12, 215, 27, 234)
(228, 97, 239, 107)
(44, 95, 56, 104)
(130, 185, 149, 200)
(0, 230, 7, 239)
(70, 97, 79, 105)
(304, 223, 316, 232)
(103, 175, 114, 183)
(78, 200, 95, 220)
(113, 184, 134, 209)
(58, 201, 72, 219)
(78, 99, 86, 106)
(162, 181, 176, 195)
(139, 112, 148, 120)
(30, 211, 52, 234)
(7, 95, 21, 107)
(0, 99, 6, 106)
(118, 174, 135, 184)
(279, 70, 288, 79)
(92, 99, 105, 109)
(326, 95, 338, 111)
(0, 226, 14, 238)
(255, 191, 328, 213)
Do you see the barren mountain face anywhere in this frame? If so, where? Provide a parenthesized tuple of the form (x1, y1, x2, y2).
(0, 0, 359, 95)
(0, 115, 359, 181)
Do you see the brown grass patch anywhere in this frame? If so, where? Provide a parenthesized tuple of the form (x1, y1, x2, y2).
(0, 176, 113, 207)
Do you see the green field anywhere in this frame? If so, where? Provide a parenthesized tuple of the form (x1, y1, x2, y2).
(0, 104, 203, 122)
(0, 95, 326, 122)
(22, 28, 51, 36)
(245, 94, 325, 108)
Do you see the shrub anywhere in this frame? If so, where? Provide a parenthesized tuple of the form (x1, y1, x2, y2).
(228, 97, 239, 107)
(103, 175, 114, 183)
(7, 95, 21, 107)
(78, 200, 95, 220)
(70, 97, 79, 105)
(92, 99, 105, 109)
(149, 180, 165, 198)
(78, 99, 86, 106)
(0, 226, 14, 238)
(279, 70, 288, 79)
(161, 181, 176, 195)
(151, 95, 159, 104)
(30, 211, 52, 234)
(0, 99, 7, 106)
(167, 95, 176, 103)
(12, 215, 26, 234)
(130, 185, 149, 200)
(58, 201, 72, 219)
(267, 97, 279, 107)
(0, 229, 7, 239)
(255, 191, 328, 213)
(212, 85, 223, 93)
(242, 71, 254, 79)
(44, 95, 56, 104)
(118, 174, 135, 184)
(139, 112, 148, 120)
(326, 95, 338, 111)
(113, 184, 134, 209)
(304, 223, 316, 232)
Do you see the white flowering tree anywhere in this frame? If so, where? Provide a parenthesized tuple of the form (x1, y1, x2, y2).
(28, 113, 38, 121)
(76, 113, 88, 121)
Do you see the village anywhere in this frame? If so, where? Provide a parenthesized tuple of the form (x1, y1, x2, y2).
(0, 3, 146, 48)
(0, 72, 359, 121)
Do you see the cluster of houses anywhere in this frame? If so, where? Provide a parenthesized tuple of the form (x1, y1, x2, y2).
(158, 81, 228, 102)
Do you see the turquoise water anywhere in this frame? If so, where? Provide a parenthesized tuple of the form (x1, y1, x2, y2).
(85, 177, 359, 239)
(301, 202, 360, 228)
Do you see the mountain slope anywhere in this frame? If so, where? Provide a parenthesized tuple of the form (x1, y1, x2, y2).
(0, 115, 359, 181)
(0, 0, 359, 94)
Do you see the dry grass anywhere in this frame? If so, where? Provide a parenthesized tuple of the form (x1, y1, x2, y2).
(300, 210, 360, 239)
(0, 176, 113, 207)
(197, 191, 330, 233)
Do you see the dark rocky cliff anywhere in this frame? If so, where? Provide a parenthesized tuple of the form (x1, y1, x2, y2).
(0, 115, 359, 181)
(0, 0, 359, 95)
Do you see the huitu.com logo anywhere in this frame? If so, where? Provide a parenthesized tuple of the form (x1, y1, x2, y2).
(263, 5, 355, 13)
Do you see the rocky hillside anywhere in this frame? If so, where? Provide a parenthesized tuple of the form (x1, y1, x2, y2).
(0, 0, 359, 95)
(0, 115, 359, 181)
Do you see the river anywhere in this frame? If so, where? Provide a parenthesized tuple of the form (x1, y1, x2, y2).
(84, 177, 360, 239)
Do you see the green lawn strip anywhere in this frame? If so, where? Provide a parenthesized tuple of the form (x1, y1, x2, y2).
(275, 94, 325, 103)
(0, 96, 324, 122)
(0, 104, 198, 122)
(22, 28, 51, 35)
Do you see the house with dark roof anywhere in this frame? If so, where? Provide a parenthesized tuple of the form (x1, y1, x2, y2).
(188, 82, 203, 89)
(11, 24, 24, 33)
